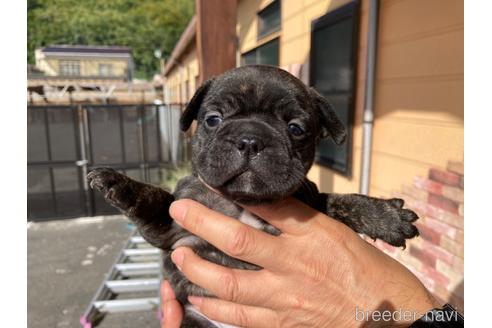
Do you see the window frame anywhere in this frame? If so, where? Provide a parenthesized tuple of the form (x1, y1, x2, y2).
(59, 60, 81, 77)
(309, 1, 360, 177)
(241, 37, 280, 67)
(257, 0, 281, 40)
(98, 63, 113, 77)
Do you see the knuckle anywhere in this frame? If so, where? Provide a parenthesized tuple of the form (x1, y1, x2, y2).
(220, 271, 240, 302)
(289, 295, 307, 310)
(233, 306, 251, 327)
(226, 225, 254, 257)
(200, 298, 219, 316)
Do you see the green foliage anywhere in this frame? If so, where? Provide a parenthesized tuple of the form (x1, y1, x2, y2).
(160, 163, 192, 192)
(27, 0, 194, 79)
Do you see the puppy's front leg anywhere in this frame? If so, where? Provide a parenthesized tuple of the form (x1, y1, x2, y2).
(323, 193, 419, 248)
(87, 167, 174, 249)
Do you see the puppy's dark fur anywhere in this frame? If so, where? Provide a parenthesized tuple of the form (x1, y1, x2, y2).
(88, 65, 419, 327)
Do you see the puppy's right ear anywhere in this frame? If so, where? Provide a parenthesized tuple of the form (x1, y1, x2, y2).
(180, 78, 214, 131)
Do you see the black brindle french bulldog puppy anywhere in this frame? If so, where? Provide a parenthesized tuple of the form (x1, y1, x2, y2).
(87, 65, 419, 327)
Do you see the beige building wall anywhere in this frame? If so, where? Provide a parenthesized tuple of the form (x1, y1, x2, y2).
(237, 0, 464, 198)
(80, 58, 128, 77)
(35, 49, 57, 75)
(237, 0, 281, 54)
(368, 0, 463, 197)
(35, 52, 129, 77)
(165, 46, 199, 104)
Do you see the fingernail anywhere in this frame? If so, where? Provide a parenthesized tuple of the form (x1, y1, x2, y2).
(171, 249, 184, 270)
(188, 296, 203, 309)
(170, 201, 187, 224)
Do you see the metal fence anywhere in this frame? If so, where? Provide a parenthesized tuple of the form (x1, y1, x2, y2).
(27, 103, 186, 221)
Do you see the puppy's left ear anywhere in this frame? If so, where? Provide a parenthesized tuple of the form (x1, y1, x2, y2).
(180, 78, 214, 131)
(309, 87, 347, 145)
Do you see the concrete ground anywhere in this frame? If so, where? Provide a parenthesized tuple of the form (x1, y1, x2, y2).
(27, 215, 160, 328)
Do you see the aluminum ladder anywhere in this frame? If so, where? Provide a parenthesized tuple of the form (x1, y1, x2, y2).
(80, 229, 162, 328)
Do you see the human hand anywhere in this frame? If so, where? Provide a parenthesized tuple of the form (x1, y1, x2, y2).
(167, 198, 440, 327)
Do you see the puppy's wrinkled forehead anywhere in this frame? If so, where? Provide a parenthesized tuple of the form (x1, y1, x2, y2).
(203, 68, 312, 117)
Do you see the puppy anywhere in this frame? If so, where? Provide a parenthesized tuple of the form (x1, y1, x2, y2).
(88, 65, 419, 327)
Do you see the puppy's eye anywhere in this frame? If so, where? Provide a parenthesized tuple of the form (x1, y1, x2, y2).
(288, 123, 304, 136)
(205, 115, 223, 127)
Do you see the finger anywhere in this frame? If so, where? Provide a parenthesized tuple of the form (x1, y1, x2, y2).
(162, 299, 183, 328)
(242, 197, 323, 235)
(171, 247, 283, 307)
(161, 280, 176, 302)
(188, 296, 278, 328)
(159, 280, 169, 321)
(170, 199, 286, 270)
(160, 281, 183, 328)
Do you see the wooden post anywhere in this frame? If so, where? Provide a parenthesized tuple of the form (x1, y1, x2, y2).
(196, 0, 237, 84)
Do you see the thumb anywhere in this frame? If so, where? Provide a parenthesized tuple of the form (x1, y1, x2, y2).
(160, 281, 183, 328)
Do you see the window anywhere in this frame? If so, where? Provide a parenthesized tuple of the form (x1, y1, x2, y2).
(99, 63, 113, 77)
(310, 1, 360, 176)
(59, 60, 80, 76)
(241, 38, 279, 66)
(258, 0, 281, 39)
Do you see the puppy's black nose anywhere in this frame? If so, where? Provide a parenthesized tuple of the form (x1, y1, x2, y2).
(236, 136, 265, 154)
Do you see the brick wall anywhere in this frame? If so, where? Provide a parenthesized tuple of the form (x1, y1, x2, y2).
(370, 161, 464, 313)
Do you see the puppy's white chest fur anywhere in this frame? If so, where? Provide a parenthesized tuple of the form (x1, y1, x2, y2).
(172, 235, 203, 249)
(238, 210, 264, 229)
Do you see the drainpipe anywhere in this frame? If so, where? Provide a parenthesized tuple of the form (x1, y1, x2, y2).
(359, 0, 379, 195)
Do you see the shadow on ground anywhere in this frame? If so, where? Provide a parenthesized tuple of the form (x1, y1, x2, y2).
(27, 215, 159, 328)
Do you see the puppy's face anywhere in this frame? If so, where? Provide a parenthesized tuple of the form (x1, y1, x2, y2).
(180, 65, 346, 203)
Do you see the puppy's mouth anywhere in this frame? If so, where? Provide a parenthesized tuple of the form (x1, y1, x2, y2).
(198, 167, 297, 204)
(197, 159, 249, 188)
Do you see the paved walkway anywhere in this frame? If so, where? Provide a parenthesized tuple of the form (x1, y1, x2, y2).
(28, 215, 159, 328)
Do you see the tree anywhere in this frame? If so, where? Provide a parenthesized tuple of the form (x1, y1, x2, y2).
(27, 0, 194, 79)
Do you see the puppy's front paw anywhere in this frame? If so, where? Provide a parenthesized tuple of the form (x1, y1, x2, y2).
(87, 167, 136, 213)
(374, 198, 419, 248)
(87, 167, 122, 192)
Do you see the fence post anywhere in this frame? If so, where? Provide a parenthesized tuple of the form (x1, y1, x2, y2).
(78, 104, 95, 216)
(155, 104, 163, 183)
(43, 107, 58, 216)
(137, 103, 149, 182)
